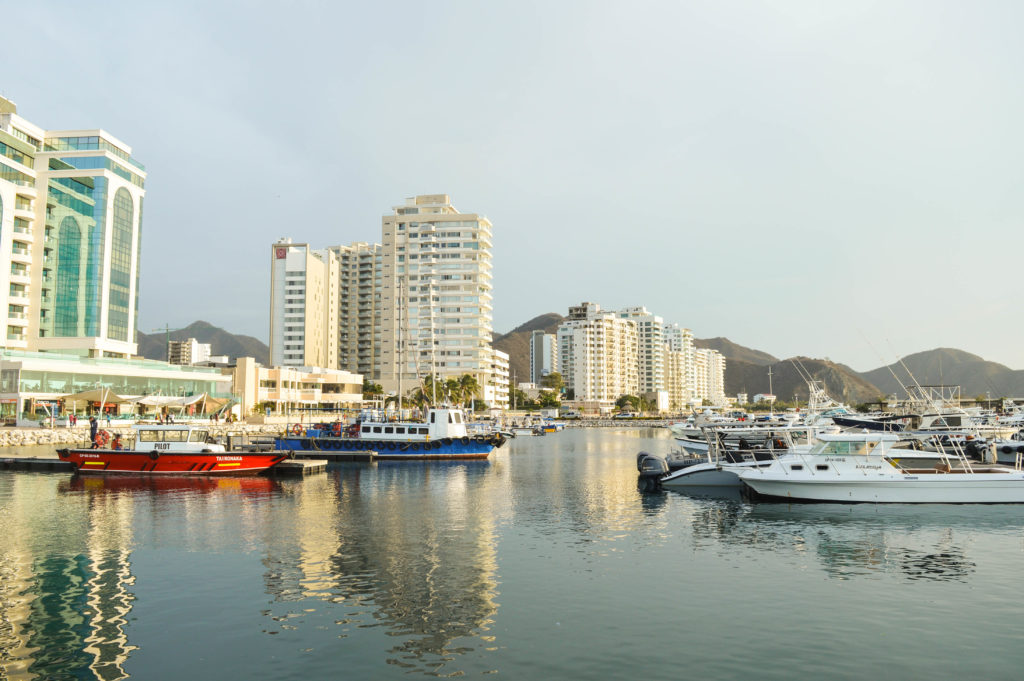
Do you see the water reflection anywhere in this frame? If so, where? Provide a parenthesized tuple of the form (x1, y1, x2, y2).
(0, 474, 137, 681)
(260, 462, 501, 676)
(683, 498, 983, 582)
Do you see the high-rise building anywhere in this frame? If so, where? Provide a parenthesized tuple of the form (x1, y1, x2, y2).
(557, 302, 638, 406)
(329, 242, 382, 378)
(167, 338, 212, 366)
(693, 347, 727, 406)
(269, 239, 339, 369)
(1, 95, 145, 357)
(663, 323, 696, 408)
(379, 194, 495, 395)
(529, 330, 558, 384)
(617, 306, 664, 394)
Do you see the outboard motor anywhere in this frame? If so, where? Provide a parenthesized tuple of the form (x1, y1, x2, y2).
(637, 451, 669, 492)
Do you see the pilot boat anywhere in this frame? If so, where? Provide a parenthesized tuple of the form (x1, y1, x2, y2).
(57, 424, 289, 475)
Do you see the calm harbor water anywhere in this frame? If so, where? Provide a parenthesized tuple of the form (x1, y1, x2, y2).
(3, 428, 1024, 680)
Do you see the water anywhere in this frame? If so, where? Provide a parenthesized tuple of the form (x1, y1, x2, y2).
(2, 428, 1024, 680)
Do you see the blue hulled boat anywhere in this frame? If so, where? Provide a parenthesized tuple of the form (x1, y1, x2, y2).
(276, 407, 506, 460)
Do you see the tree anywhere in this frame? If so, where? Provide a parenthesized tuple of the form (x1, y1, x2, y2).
(540, 372, 564, 393)
(458, 374, 481, 405)
(363, 380, 384, 396)
(616, 395, 640, 411)
(539, 391, 561, 408)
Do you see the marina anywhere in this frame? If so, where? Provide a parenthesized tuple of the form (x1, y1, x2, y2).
(3, 428, 1024, 680)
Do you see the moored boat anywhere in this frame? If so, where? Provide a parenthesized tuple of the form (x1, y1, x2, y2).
(57, 424, 290, 475)
(738, 432, 1024, 503)
(276, 406, 506, 460)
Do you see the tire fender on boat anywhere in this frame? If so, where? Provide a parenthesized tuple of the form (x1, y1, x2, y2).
(149, 450, 160, 461)
(460, 437, 469, 444)
(57, 448, 69, 459)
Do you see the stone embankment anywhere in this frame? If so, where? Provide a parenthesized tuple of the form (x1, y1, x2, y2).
(556, 419, 675, 428)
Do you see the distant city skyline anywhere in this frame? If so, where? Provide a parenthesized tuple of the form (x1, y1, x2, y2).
(6, 1, 1024, 371)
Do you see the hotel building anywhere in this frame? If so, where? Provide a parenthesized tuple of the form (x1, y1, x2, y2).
(557, 302, 638, 407)
(269, 239, 339, 370)
(379, 194, 496, 396)
(1, 95, 145, 358)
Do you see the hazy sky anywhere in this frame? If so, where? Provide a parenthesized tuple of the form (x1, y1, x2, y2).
(7, 1, 1024, 371)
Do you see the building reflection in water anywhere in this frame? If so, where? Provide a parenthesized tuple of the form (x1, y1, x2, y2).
(0, 475, 138, 680)
(260, 462, 501, 675)
(683, 498, 978, 582)
(0, 475, 281, 680)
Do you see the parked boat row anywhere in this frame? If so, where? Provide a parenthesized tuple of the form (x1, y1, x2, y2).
(640, 427, 1024, 503)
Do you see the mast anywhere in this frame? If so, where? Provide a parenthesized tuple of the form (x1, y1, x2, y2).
(397, 277, 403, 417)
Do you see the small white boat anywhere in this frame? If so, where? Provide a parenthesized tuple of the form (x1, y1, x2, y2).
(738, 432, 1024, 503)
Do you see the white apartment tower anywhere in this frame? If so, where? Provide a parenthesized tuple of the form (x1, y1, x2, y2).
(557, 302, 638, 407)
(1, 95, 145, 357)
(617, 306, 664, 394)
(529, 330, 558, 384)
(379, 195, 495, 396)
(663, 323, 696, 408)
(329, 242, 382, 378)
(269, 239, 339, 369)
(693, 347, 727, 406)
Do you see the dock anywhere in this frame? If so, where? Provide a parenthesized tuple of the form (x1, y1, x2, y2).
(0, 457, 73, 472)
(270, 459, 330, 476)
(293, 450, 377, 462)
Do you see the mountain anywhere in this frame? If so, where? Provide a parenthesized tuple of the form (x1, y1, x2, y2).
(695, 337, 778, 366)
(859, 348, 1024, 399)
(727, 356, 884, 404)
(136, 321, 270, 364)
(493, 313, 564, 385)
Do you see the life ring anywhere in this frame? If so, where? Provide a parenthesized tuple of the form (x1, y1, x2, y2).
(149, 450, 160, 461)
(291, 424, 304, 436)
(96, 430, 110, 448)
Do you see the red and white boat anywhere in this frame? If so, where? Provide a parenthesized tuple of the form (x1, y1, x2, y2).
(57, 424, 290, 475)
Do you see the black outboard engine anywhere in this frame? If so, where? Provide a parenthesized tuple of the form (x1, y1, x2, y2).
(637, 451, 669, 492)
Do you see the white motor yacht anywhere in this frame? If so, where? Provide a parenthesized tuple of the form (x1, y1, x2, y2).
(738, 432, 1024, 503)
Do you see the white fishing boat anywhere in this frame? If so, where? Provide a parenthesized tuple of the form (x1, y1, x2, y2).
(660, 427, 797, 489)
(738, 432, 1024, 503)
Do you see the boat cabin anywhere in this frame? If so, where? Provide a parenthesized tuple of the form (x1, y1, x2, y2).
(131, 424, 225, 453)
(358, 407, 470, 441)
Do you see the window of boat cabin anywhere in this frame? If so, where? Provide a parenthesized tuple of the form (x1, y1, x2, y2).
(430, 412, 436, 424)
(416, 426, 428, 434)
(163, 430, 187, 442)
(361, 426, 371, 434)
(448, 413, 454, 423)
(372, 426, 382, 434)
(384, 426, 394, 434)
(189, 430, 209, 443)
(138, 429, 161, 442)
(820, 440, 875, 456)
(395, 426, 406, 434)
(453, 412, 462, 424)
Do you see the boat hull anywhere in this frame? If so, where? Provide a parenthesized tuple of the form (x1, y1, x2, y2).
(661, 461, 772, 488)
(741, 472, 1024, 503)
(275, 436, 496, 460)
(57, 448, 289, 475)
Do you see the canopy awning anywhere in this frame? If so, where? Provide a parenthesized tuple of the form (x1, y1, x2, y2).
(135, 394, 209, 407)
(60, 388, 130, 407)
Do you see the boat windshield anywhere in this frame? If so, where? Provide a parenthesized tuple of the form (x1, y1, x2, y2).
(814, 440, 877, 456)
(189, 430, 209, 443)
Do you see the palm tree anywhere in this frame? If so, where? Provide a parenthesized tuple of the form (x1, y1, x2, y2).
(458, 374, 481, 406)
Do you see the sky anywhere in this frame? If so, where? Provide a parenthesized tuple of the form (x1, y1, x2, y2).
(7, 1, 1024, 372)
